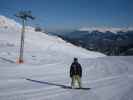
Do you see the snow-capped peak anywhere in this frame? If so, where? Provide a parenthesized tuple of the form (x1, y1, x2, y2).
(79, 27, 133, 33)
(0, 15, 35, 32)
(0, 15, 21, 29)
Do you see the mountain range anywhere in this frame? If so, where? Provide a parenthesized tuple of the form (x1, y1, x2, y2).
(53, 29, 133, 55)
(0, 15, 133, 100)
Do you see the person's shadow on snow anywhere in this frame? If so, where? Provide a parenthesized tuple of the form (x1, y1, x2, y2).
(26, 78, 90, 90)
(26, 78, 72, 89)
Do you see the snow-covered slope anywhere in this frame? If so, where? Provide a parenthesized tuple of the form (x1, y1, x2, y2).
(0, 15, 105, 59)
(0, 15, 21, 29)
(0, 15, 133, 100)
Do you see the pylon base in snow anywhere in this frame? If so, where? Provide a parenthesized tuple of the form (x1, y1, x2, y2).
(16, 59, 24, 64)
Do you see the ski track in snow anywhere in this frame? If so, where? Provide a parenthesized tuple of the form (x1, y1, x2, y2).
(0, 16, 133, 100)
(0, 45, 132, 100)
(0, 56, 133, 100)
(0, 42, 132, 100)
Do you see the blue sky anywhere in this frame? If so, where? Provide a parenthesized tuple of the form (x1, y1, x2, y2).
(0, 0, 132, 31)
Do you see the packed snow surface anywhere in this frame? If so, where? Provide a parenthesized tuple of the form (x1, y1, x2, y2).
(0, 15, 133, 100)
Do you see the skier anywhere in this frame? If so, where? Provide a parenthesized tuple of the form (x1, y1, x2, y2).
(70, 58, 82, 88)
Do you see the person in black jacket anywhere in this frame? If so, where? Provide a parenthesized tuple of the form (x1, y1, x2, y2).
(70, 58, 82, 88)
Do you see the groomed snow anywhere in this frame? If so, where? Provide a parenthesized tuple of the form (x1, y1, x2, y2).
(0, 15, 133, 100)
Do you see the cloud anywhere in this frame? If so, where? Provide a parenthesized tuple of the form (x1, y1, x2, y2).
(79, 27, 133, 33)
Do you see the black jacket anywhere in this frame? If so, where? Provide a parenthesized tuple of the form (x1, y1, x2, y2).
(70, 62, 82, 77)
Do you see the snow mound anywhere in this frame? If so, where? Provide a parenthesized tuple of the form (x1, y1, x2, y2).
(25, 31, 105, 58)
(0, 15, 105, 59)
(0, 15, 35, 32)
(0, 15, 21, 29)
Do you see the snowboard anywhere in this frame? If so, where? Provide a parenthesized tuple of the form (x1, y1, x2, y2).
(61, 80, 90, 90)
(61, 85, 91, 90)
(61, 78, 91, 90)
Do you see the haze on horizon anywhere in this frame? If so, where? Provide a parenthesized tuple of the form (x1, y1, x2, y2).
(0, 0, 132, 32)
